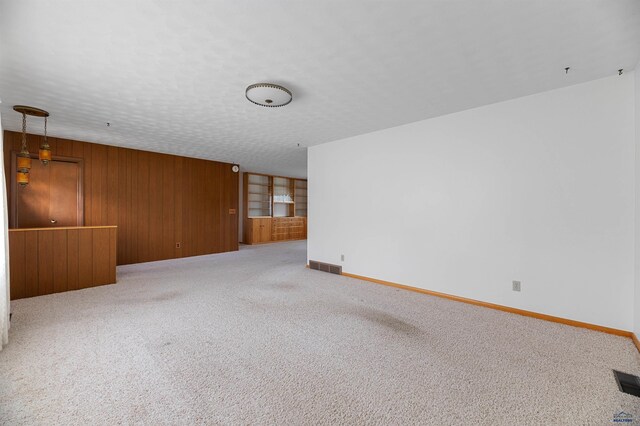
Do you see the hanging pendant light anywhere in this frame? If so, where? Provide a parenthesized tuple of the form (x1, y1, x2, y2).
(16, 171, 29, 186)
(13, 105, 50, 186)
(15, 111, 32, 186)
(39, 116, 51, 165)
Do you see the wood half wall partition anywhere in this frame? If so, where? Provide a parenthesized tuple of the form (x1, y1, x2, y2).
(3, 131, 239, 265)
(9, 226, 117, 300)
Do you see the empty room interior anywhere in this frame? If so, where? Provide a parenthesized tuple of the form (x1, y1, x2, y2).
(1, 1, 640, 424)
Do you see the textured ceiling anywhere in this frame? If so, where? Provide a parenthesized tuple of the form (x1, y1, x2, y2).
(1, 1, 639, 178)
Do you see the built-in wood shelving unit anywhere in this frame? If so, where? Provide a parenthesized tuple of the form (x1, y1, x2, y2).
(243, 172, 307, 244)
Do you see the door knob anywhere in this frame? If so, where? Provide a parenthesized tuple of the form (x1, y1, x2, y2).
(50, 219, 57, 224)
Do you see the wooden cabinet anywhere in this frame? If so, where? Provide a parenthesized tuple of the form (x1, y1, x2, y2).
(271, 217, 290, 241)
(272, 217, 306, 241)
(249, 217, 272, 243)
(243, 172, 307, 244)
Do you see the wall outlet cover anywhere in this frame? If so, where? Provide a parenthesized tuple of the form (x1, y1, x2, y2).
(512, 280, 521, 292)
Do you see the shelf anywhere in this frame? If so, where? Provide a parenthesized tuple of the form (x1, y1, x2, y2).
(245, 173, 306, 244)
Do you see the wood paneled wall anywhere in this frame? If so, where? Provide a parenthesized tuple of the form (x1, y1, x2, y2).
(9, 226, 116, 299)
(4, 131, 239, 265)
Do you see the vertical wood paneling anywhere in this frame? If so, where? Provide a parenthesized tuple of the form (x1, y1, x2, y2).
(84, 143, 92, 224)
(137, 151, 150, 263)
(72, 140, 84, 159)
(24, 231, 38, 297)
(37, 230, 54, 295)
(161, 155, 175, 260)
(8, 232, 25, 300)
(52, 230, 68, 293)
(107, 146, 119, 225)
(26, 135, 41, 156)
(67, 229, 79, 291)
(100, 147, 109, 224)
(117, 149, 127, 264)
(92, 228, 110, 286)
(78, 229, 93, 288)
(91, 144, 106, 225)
(148, 153, 163, 261)
(109, 227, 117, 284)
(8, 227, 116, 299)
(182, 158, 193, 257)
(194, 160, 206, 255)
(4, 131, 239, 267)
(127, 150, 138, 263)
(174, 156, 183, 258)
(57, 139, 72, 157)
(208, 163, 222, 252)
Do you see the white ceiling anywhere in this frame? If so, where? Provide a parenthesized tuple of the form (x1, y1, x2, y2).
(1, 1, 639, 178)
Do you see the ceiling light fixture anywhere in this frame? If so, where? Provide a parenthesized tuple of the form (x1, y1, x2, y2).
(13, 105, 51, 186)
(245, 83, 292, 107)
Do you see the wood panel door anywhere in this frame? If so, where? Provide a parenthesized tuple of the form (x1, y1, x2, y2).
(14, 157, 83, 228)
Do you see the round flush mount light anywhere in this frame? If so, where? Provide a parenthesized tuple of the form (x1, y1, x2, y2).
(245, 83, 292, 107)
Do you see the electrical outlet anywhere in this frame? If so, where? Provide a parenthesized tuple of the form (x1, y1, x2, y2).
(176, 242, 181, 249)
(512, 280, 521, 292)
(340, 254, 344, 262)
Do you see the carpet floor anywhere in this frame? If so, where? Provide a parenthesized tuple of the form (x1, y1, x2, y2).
(1, 241, 639, 425)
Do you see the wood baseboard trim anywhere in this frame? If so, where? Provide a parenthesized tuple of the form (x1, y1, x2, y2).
(632, 333, 640, 353)
(341, 271, 634, 340)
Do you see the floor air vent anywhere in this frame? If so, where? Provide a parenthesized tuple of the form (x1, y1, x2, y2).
(613, 370, 640, 397)
(309, 260, 342, 275)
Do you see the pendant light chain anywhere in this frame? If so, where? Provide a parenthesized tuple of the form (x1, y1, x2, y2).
(39, 113, 52, 165)
(21, 112, 27, 152)
(16, 111, 32, 185)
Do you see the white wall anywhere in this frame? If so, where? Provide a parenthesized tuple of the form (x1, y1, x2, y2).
(635, 70, 640, 340)
(309, 74, 636, 331)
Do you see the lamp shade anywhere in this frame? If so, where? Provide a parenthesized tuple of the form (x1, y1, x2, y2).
(39, 145, 52, 164)
(17, 153, 32, 173)
(17, 171, 29, 186)
(245, 83, 292, 107)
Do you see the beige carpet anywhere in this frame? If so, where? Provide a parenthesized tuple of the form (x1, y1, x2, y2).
(0, 241, 638, 425)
